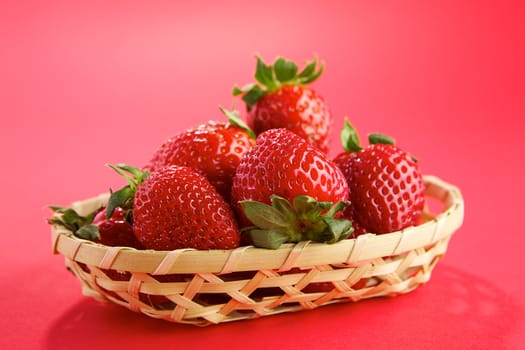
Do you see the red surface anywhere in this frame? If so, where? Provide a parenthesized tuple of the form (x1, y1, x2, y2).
(2, 0, 524, 348)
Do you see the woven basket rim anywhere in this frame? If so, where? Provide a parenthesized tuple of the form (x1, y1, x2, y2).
(51, 175, 464, 275)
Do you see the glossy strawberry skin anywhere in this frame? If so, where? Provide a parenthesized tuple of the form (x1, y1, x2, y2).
(331, 152, 368, 238)
(231, 129, 348, 227)
(92, 207, 143, 249)
(147, 121, 255, 201)
(334, 144, 425, 234)
(247, 85, 331, 153)
(133, 165, 241, 250)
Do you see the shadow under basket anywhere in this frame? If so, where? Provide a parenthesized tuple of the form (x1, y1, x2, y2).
(51, 175, 464, 326)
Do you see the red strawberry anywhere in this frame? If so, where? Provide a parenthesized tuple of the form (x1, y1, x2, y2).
(91, 207, 143, 249)
(333, 120, 425, 234)
(231, 128, 352, 249)
(48, 165, 150, 248)
(133, 165, 241, 250)
(147, 107, 255, 201)
(48, 205, 142, 249)
(330, 152, 369, 238)
(233, 56, 332, 153)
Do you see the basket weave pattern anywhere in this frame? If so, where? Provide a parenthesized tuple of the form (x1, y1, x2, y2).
(51, 175, 463, 326)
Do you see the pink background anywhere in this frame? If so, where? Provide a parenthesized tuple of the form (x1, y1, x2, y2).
(1, 0, 524, 348)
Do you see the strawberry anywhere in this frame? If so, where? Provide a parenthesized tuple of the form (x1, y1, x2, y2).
(147, 107, 255, 201)
(233, 56, 332, 153)
(133, 165, 241, 250)
(91, 207, 143, 249)
(333, 120, 425, 234)
(48, 164, 147, 249)
(48, 205, 142, 249)
(231, 128, 352, 249)
(331, 151, 369, 238)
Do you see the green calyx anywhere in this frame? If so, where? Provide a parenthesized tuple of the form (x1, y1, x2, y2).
(48, 206, 100, 240)
(368, 133, 395, 145)
(240, 195, 353, 249)
(219, 106, 256, 140)
(233, 56, 325, 109)
(105, 164, 149, 220)
(340, 118, 363, 152)
(47, 163, 148, 240)
(340, 118, 396, 152)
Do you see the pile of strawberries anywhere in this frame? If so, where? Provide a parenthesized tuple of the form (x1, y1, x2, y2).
(49, 56, 425, 251)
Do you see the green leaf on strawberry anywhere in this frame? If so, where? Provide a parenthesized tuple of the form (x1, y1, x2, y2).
(49, 164, 148, 239)
(219, 106, 256, 140)
(240, 199, 289, 229)
(297, 58, 324, 84)
(48, 206, 101, 240)
(368, 133, 395, 145)
(249, 229, 289, 250)
(240, 194, 353, 249)
(255, 56, 277, 90)
(274, 57, 298, 83)
(340, 118, 363, 152)
(75, 224, 100, 240)
(49, 164, 148, 249)
(233, 55, 325, 108)
(105, 164, 149, 219)
(340, 118, 395, 152)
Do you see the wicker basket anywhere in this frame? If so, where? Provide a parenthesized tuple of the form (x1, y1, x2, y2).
(51, 175, 463, 326)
